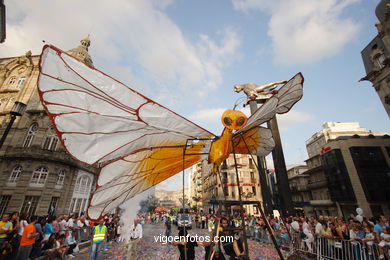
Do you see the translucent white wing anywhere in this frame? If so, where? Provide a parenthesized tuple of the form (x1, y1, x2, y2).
(87, 143, 207, 219)
(238, 72, 304, 133)
(38, 45, 215, 219)
(38, 45, 215, 165)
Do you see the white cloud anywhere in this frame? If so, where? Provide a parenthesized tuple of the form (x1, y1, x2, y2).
(277, 110, 314, 130)
(232, 0, 360, 64)
(2, 0, 240, 107)
(189, 108, 226, 123)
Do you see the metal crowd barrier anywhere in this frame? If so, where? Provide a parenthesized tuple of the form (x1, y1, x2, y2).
(74, 226, 93, 242)
(246, 226, 387, 260)
(290, 232, 384, 260)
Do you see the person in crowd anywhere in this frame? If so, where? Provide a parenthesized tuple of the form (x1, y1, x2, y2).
(208, 216, 215, 233)
(302, 222, 314, 252)
(58, 216, 67, 235)
(42, 233, 67, 260)
(313, 218, 322, 239)
(16, 215, 38, 260)
(362, 226, 376, 256)
(127, 218, 142, 260)
(90, 217, 107, 260)
(43, 216, 54, 241)
(30, 216, 45, 259)
(172, 227, 212, 260)
(52, 216, 59, 235)
(378, 226, 390, 260)
(64, 230, 78, 258)
(375, 216, 386, 244)
(165, 216, 172, 237)
(42, 233, 56, 253)
(0, 213, 13, 256)
(201, 215, 206, 229)
(219, 217, 245, 259)
(350, 221, 365, 260)
(4, 212, 22, 259)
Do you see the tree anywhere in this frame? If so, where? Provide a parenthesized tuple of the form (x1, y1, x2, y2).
(139, 195, 159, 213)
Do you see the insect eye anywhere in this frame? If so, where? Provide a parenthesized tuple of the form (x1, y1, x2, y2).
(236, 116, 246, 126)
(223, 117, 232, 126)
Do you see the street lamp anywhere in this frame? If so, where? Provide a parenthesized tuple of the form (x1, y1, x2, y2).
(0, 101, 27, 149)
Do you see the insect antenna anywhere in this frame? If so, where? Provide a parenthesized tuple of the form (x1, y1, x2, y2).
(233, 97, 246, 110)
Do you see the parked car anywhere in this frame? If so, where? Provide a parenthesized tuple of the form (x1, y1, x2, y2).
(177, 213, 192, 229)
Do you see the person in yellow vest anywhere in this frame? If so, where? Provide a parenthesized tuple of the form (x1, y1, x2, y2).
(0, 213, 13, 253)
(208, 216, 215, 233)
(90, 217, 107, 260)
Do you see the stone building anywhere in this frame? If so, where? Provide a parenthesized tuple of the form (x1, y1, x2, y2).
(361, 0, 390, 117)
(154, 188, 189, 208)
(0, 37, 99, 217)
(287, 164, 311, 216)
(190, 154, 263, 216)
(189, 162, 204, 211)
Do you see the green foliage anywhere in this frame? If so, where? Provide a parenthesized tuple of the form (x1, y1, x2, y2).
(139, 195, 159, 213)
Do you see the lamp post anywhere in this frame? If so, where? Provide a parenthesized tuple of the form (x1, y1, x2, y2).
(0, 101, 27, 149)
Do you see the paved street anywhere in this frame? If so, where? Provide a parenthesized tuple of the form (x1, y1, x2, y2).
(73, 223, 290, 259)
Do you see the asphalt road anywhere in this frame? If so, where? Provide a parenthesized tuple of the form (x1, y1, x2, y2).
(73, 223, 288, 259)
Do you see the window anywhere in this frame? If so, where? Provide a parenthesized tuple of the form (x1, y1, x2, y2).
(0, 98, 8, 111)
(350, 146, 390, 202)
(30, 167, 48, 186)
(20, 196, 39, 217)
(55, 170, 65, 187)
(79, 199, 87, 214)
(69, 198, 76, 214)
(375, 54, 385, 69)
(7, 76, 16, 86)
(8, 165, 22, 184)
(42, 127, 58, 151)
(74, 175, 92, 194)
(252, 186, 257, 196)
(16, 76, 26, 89)
(23, 123, 38, 148)
(48, 197, 59, 215)
(0, 196, 11, 216)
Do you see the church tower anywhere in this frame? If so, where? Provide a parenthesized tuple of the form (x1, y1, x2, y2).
(67, 35, 94, 67)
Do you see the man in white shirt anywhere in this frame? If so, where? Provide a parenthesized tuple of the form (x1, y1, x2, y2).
(314, 219, 322, 237)
(67, 215, 75, 230)
(127, 218, 142, 260)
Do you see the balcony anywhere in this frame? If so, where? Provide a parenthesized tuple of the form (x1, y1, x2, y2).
(307, 180, 327, 190)
(290, 185, 309, 192)
(310, 200, 333, 206)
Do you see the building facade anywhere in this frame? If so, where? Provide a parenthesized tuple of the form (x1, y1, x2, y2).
(0, 37, 99, 217)
(287, 164, 312, 216)
(190, 154, 263, 216)
(189, 162, 204, 211)
(361, 0, 390, 117)
(322, 135, 390, 217)
(155, 188, 189, 208)
(305, 122, 389, 218)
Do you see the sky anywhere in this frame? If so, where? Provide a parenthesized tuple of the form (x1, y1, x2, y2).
(2, 0, 389, 191)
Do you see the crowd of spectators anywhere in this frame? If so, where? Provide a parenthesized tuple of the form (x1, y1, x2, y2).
(0, 212, 120, 260)
(243, 214, 390, 259)
(158, 212, 390, 259)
